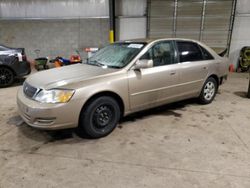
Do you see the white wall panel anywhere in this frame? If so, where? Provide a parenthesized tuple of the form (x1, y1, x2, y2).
(117, 17, 147, 40)
(0, 0, 109, 19)
(236, 0, 250, 14)
(116, 0, 147, 16)
(229, 0, 250, 67)
(115, 0, 147, 41)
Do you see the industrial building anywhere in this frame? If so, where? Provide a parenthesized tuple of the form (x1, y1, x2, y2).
(0, 0, 250, 187)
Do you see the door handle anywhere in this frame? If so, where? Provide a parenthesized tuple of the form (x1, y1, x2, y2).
(203, 66, 208, 70)
(170, 71, 176, 75)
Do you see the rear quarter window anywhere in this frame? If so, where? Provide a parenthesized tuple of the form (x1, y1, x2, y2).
(199, 45, 214, 60)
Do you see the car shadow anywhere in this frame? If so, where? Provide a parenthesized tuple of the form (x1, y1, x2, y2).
(7, 115, 77, 142)
(12, 77, 26, 87)
(121, 98, 197, 123)
(234, 91, 248, 98)
(9, 98, 198, 142)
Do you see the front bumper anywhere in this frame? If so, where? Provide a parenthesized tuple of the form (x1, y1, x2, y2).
(17, 88, 81, 130)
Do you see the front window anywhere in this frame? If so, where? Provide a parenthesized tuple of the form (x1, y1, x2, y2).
(140, 41, 176, 67)
(86, 42, 146, 68)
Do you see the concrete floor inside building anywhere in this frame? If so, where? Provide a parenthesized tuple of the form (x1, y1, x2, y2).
(0, 73, 250, 188)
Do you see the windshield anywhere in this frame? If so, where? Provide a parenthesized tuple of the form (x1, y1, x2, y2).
(86, 42, 146, 68)
(0, 45, 10, 51)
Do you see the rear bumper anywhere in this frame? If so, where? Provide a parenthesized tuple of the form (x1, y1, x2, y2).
(15, 61, 31, 77)
(220, 75, 228, 85)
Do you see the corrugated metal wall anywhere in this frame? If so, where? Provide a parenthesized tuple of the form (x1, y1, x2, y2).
(0, 0, 110, 59)
(0, 0, 109, 19)
(149, 0, 234, 48)
(0, 0, 236, 53)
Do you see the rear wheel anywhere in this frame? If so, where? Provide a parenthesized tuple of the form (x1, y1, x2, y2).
(78, 96, 121, 138)
(0, 67, 14, 87)
(198, 77, 218, 104)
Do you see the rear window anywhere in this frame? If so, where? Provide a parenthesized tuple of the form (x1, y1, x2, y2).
(176, 41, 203, 62)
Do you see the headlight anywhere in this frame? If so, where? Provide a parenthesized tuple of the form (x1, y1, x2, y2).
(34, 89, 75, 103)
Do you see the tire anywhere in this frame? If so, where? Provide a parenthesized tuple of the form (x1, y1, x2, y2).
(0, 67, 15, 87)
(198, 77, 218, 104)
(78, 96, 121, 138)
(240, 66, 249, 72)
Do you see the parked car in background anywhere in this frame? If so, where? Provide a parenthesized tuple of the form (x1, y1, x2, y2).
(0, 45, 31, 87)
(17, 38, 229, 138)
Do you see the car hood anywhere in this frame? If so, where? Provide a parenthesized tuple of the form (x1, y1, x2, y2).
(26, 64, 119, 89)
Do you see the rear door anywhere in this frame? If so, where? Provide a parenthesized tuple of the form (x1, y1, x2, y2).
(128, 40, 181, 111)
(176, 41, 211, 96)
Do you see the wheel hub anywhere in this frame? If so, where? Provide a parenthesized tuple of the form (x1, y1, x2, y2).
(0, 75, 6, 80)
(94, 105, 113, 127)
(0, 67, 13, 86)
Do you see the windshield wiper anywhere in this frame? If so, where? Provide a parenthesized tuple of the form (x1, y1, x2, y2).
(88, 60, 106, 67)
(107, 65, 120, 69)
(88, 60, 120, 69)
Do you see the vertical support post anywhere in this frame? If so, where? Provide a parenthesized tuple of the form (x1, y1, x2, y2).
(248, 72, 250, 98)
(109, 0, 115, 43)
(173, 0, 178, 37)
(227, 0, 237, 56)
(146, 0, 151, 38)
(199, 0, 207, 41)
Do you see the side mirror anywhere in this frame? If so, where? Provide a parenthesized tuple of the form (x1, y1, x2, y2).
(134, 59, 153, 70)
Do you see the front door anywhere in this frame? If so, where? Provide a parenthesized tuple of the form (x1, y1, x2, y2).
(128, 41, 181, 111)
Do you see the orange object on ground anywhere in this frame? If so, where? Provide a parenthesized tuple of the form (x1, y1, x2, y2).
(229, 64, 234, 72)
(54, 60, 62, 67)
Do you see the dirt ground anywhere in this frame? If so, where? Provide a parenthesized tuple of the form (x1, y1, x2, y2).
(0, 73, 250, 188)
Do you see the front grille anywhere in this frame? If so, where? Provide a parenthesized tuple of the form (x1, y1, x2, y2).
(23, 82, 38, 98)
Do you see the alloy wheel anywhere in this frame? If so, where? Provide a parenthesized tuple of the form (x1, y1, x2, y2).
(203, 81, 215, 101)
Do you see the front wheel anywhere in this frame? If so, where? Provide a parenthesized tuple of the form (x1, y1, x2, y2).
(78, 96, 121, 138)
(0, 67, 14, 87)
(198, 77, 218, 104)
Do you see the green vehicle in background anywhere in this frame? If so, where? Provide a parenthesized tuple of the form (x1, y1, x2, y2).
(238, 46, 250, 72)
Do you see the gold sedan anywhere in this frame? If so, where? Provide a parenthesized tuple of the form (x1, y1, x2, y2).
(17, 38, 229, 138)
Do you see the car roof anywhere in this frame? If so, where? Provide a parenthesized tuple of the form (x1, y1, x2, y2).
(116, 38, 220, 59)
(119, 38, 200, 44)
